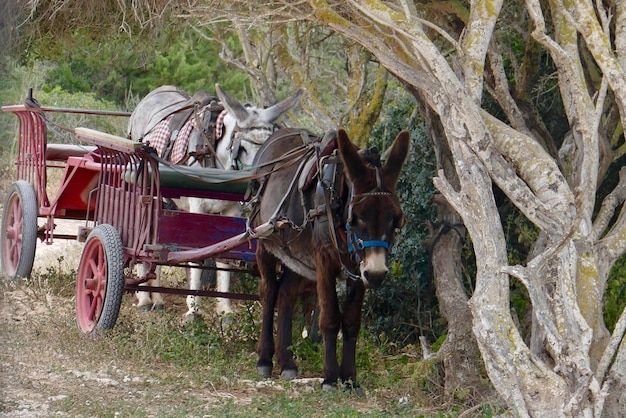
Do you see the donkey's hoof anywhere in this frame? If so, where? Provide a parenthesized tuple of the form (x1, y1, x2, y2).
(341, 380, 364, 396)
(280, 368, 298, 380)
(321, 381, 337, 391)
(184, 312, 202, 323)
(257, 365, 273, 378)
(348, 385, 364, 397)
(137, 304, 152, 313)
(152, 303, 165, 312)
(220, 314, 235, 328)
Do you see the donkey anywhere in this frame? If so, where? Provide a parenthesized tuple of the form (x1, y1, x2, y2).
(128, 84, 303, 319)
(249, 128, 409, 388)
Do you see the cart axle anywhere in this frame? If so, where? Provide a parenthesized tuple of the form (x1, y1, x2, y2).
(124, 284, 259, 301)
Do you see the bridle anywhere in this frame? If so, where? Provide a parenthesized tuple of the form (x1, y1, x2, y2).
(341, 167, 395, 280)
(245, 131, 400, 282)
(227, 125, 274, 170)
(191, 105, 275, 171)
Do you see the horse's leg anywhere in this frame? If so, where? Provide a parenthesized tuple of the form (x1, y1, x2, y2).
(276, 268, 301, 379)
(339, 277, 366, 387)
(214, 264, 233, 316)
(316, 254, 342, 389)
(256, 244, 279, 378)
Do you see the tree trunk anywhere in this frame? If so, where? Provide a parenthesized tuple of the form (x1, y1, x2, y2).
(418, 98, 490, 397)
(429, 194, 489, 397)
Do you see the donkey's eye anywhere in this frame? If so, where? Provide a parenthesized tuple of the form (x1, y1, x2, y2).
(350, 215, 365, 228)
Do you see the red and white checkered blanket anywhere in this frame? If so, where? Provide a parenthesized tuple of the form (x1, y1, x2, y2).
(143, 108, 227, 164)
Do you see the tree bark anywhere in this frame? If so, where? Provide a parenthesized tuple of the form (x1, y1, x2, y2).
(428, 194, 489, 397)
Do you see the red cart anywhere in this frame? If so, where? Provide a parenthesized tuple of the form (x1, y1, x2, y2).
(2, 95, 263, 334)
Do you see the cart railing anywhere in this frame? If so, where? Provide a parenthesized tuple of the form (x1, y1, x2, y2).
(2, 100, 259, 271)
(73, 127, 258, 266)
(1, 103, 131, 225)
(2, 105, 50, 210)
(74, 127, 160, 262)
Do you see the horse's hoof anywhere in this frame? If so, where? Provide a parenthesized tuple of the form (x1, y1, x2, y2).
(137, 304, 152, 313)
(152, 303, 165, 312)
(280, 369, 298, 380)
(257, 365, 272, 378)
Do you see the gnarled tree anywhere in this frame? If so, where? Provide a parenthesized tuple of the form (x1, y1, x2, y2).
(194, 0, 626, 416)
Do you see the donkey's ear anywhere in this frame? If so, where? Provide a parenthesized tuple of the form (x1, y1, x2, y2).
(337, 128, 367, 185)
(381, 130, 410, 191)
(264, 89, 304, 122)
(216, 83, 249, 122)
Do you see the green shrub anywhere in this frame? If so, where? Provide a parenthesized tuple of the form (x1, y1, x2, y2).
(363, 86, 439, 348)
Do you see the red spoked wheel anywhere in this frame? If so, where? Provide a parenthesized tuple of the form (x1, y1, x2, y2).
(75, 224, 125, 334)
(1, 181, 38, 280)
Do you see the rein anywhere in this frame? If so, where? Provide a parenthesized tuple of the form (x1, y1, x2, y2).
(245, 130, 395, 282)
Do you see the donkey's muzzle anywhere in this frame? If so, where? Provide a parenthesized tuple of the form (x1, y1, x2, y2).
(361, 270, 387, 289)
(360, 250, 389, 289)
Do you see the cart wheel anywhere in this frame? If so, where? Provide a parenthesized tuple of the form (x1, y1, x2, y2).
(1, 180, 38, 280)
(75, 224, 125, 334)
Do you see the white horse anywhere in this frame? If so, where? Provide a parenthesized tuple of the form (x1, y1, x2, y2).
(128, 84, 303, 319)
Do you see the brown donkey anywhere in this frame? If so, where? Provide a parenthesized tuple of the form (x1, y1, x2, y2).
(248, 128, 409, 389)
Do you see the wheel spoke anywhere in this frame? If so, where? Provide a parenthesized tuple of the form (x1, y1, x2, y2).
(9, 238, 20, 266)
(75, 224, 123, 334)
(2, 181, 37, 280)
(89, 290, 102, 319)
(84, 242, 107, 321)
(5, 204, 21, 272)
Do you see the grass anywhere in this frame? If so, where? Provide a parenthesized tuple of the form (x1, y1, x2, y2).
(0, 259, 504, 417)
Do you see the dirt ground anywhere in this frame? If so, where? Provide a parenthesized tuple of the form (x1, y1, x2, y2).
(0, 220, 307, 417)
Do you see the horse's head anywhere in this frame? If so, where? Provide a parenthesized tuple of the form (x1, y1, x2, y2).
(215, 84, 303, 170)
(338, 129, 410, 289)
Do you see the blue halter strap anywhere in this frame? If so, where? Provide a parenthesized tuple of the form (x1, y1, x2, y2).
(344, 167, 392, 258)
(345, 222, 390, 253)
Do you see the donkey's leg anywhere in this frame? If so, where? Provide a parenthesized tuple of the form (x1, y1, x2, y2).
(300, 280, 320, 342)
(276, 268, 302, 379)
(316, 254, 342, 389)
(150, 265, 165, 310)
(136, 264, 164, 311)
(256, 244, 279, 378)
(214, 264, 233, 316)
(185, 263, 202, 321)
(340, 278, 366, 387)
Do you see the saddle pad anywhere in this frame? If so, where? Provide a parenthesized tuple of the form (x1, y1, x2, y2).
(144, 115, 196, 164)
